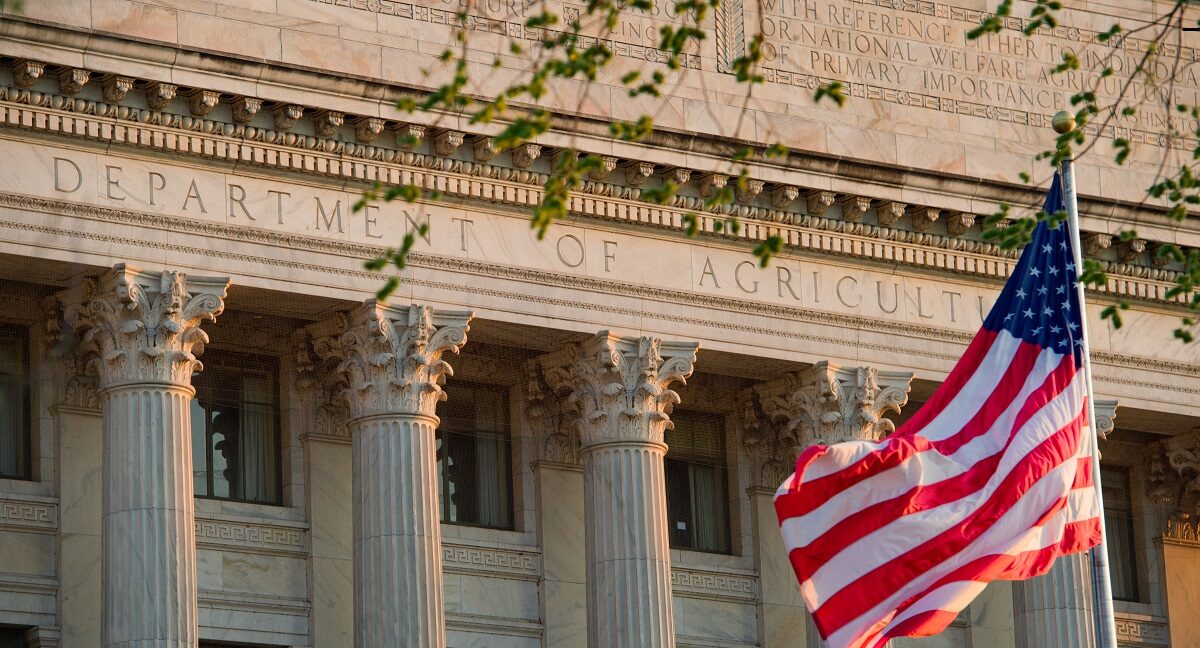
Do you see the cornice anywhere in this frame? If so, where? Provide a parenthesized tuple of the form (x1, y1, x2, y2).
(0, 59, 1191, 289)
(0, 16, 1192, 234)
(0, 197, 1196, 397)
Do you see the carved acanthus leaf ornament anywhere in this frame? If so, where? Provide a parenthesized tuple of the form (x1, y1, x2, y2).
(1147, 429, 1200, 532)
(70, 264, 228, 389)
(526, 347, 584, 465)
(335, 301, 472, 420)
(567, 333, 698, 449)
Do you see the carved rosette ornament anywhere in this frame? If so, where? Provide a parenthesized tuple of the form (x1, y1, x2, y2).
(841, 195, 872, 222)
(569, 333, 697, 449)
(806, 190, 836, 215)
(878, 201, 906, 226)
(273, 104, 304, 131)
(145, 82, 177, 111)
(102, 75, 134, 103)
(771, 184, 799, 209)
(187, 90, 220, 117)
(12, 60, 44, 89)
(336, 301, 472, 420)
(947, 211, 976, 237)
(74, 264, 228, 390)
(231, 97, 262, 124)
(625, 161, 655, 186)
(58, 68, 90, 96)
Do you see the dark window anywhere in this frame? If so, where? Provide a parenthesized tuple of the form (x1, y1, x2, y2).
(1102, 466, 1139, 602)
(191, 352, 282, 505)
(0, 324, 30, 480)
(0, 626, 27, 648)
(436, 382, 513, 529)
(666, 411, 731, 553)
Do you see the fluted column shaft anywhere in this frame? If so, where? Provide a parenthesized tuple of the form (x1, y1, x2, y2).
(351, 413, 445, 647)
(584, 441, 675, 647)
(101, 383, 197, 648)
(1014, 552, 1096, 647)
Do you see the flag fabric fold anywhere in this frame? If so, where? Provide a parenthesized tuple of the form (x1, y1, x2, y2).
(774, 175, 1102, 648)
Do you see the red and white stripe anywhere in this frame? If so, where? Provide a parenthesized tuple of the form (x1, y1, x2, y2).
(774, 329, 1101, 648)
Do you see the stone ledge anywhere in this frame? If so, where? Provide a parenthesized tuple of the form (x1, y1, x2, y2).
(194, 514, 309, 557)
(0, 496, 57, 533)
(442, 540, 541, 581)
(670, 565, 758, 603)
(1114, 613, 1170, 647)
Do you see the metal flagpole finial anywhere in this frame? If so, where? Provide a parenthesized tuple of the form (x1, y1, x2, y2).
(1053, 110, 1077, 135)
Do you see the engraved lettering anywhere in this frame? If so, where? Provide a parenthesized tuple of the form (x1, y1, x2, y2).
(603, 240, 617, 272)
(699, 257, 720, 288)
(364, 204, 382, 239)
(105, 166, 126, 201)
(268, 190, 290, 225)
(53, 157, 82, 193)
(453, 217, 474, 252)
(556, 234, 585, 268)
(148, 172, 165, 206)
(405, 210, 431, 245)
(876, 281, 899, 314)
(183, 179, 207, 214)
(836, 275, 860, 308)
(735, 261, 760, 294)
(314, 196, 343, 233)
(914, 286, 935, 319)
(228, 184, 252, 220)
(943, 290, 962, 323)
(778, 266, 799, 300)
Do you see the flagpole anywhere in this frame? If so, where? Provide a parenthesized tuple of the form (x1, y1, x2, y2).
(1054, 111, 1118, 648)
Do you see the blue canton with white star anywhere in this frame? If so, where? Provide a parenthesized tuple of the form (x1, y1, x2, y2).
(982, 174, 1085, 368)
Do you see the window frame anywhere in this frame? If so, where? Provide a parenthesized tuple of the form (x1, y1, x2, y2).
(665, 410, 732, 555)
(0, 323, 31, 482)
(1100, 464, 1140, 603)
(435, 380, 515, 531)
(191, 350, 283, 507)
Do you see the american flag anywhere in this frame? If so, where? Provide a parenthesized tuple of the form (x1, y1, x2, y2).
(775, 175, 1102, 648)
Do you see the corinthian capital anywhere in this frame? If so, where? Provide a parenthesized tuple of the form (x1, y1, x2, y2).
(569, 332, 698, 449)
(72, 264, 228, 390)
(759, 361, 912, 448)
(336, 301, 472, 420)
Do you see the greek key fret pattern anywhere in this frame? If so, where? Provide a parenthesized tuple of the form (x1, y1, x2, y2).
(0, 498, 58, 531)
(1114, 615, 1169, 646)
(670, 567, 758, 602)
(442, 542, 540, 579)
(194, 518, 308, 556)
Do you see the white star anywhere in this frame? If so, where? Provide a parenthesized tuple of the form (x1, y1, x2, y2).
(1074, 338, 1085, 348)
(1016, 288, 1027, 299)
(1042, 243, 1053, 253)
(1060, 240, 1069, 250)
(1043, 306, 1053, 316)
(1030, 267, 1042, 277)
(1032, 326, 1043, 335)
(1005, 312, 1015, 321)
(1024, 308, 1035, 319)
(1037, 285, 1048, 296)
(1048, 266, 1060, 276)
(1068, 321, 1079, 332)
(1056, 284, 1066, 295)
(1058, 338, 1070, 348)
(1050, 325, 1062, 334)
(1066, 262, 1075, 272)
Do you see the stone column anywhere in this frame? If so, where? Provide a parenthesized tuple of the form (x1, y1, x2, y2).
(751, 361, 912, 647)
(526, 352, 588, 647)
(70, 264, 228, 648)
(334, 301, 472, 648)
(1013, 400, 1117, 648)
(568, 332, 698, 648)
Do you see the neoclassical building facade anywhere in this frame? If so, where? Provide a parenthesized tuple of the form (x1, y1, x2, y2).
(0, 1, 1197, 647)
